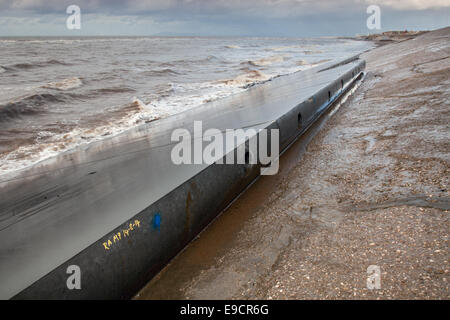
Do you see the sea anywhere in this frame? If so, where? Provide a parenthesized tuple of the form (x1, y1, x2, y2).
(0, 36, 372, 175)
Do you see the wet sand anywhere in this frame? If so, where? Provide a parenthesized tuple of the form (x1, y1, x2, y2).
(135, 27, 449, 300)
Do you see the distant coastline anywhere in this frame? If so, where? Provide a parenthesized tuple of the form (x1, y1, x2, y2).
(340, 30, 430, 47)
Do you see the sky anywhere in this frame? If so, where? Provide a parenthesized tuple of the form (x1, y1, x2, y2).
(0, 0, 449, 37)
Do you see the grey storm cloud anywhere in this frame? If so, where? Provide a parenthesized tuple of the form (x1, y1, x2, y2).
(1, 0, 449, 15)
(0, 0, 448, 36)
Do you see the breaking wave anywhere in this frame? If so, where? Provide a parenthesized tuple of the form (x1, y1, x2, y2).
(5, 59, 70, 71)
(218, 69, 273, 87)
(0, 93, 68, 122)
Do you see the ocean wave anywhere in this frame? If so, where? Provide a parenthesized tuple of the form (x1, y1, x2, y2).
(132, 82, 245, 122)
(41, 77, 83, 91)
(39, 59, 70, 66)
(0, 93, 67, 122)
(217, 69, 272, 88)
(0, 66, 5, 73)
(1, 84, 136, 122)
(9, 63, 36, 70)
(6, 59, 70, 71)
(172, 55, 222, 64)
(130, 98, 167, 120)
(158, 62, 176, 68)
(224, 45, 241, 49)
(142, 68, 181, 76)
(94, 87, 137, 94)
(246, 55, 287, 67)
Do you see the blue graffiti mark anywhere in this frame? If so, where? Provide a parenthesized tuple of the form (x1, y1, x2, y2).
(152, 213, 161, 231)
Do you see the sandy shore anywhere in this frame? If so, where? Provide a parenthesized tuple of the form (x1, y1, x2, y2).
(136, 27, 449, 300)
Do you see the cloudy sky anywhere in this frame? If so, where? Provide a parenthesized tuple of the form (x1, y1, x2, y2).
(0, 0, 449, 37)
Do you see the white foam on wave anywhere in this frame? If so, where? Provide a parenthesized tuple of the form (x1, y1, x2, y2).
(41, 77, 83, 90)
(218, 69, 273, 86)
